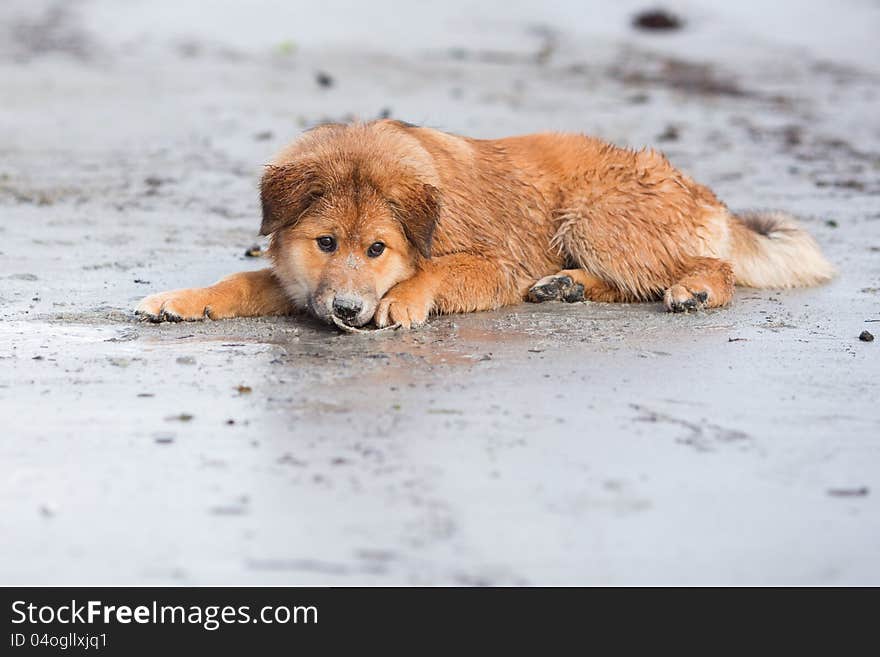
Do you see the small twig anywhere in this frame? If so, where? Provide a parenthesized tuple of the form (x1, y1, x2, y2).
(330, 315, 401, 334)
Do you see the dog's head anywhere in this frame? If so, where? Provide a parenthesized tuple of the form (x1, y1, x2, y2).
(261, 122, 441, 327)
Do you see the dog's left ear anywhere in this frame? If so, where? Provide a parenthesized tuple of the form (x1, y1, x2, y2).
(388, 182, 441, 259)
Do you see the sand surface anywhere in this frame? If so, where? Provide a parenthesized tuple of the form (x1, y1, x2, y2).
(1, 0, 878, 584)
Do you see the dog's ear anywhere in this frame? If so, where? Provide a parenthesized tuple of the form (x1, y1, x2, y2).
(259, 162, 323, 236)
(388, 182, 441, 258)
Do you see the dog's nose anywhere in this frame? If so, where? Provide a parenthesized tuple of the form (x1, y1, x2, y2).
(331, 297, 363, 323)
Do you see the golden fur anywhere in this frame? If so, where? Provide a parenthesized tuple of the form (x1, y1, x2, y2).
(137, 119, 834, 328)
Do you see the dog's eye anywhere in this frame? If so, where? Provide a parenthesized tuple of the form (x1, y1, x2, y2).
(316, 236, 337, 252)
(367, 242, 386, 258)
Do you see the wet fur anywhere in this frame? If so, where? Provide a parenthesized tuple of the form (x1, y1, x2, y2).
(137, 119, 834, 327)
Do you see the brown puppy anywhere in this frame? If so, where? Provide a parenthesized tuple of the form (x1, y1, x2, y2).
(137, 120, 834, 328)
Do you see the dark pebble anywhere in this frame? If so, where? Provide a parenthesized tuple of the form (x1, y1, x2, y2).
(859, 330, 874, 342)
(827, 487, 869, 497)
(657, 124, 679, 141)
(633, 9, 683, 31)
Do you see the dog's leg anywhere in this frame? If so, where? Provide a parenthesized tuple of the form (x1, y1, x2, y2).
(136, 268, 295, 322)
(375, 254, 519, 328)
(527, 269, 632, 303)
(663, 257, 735, 313)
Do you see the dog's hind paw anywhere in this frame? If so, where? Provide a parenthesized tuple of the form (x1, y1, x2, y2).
(663, 285, 709, 313)
(527, 275, 585, 303)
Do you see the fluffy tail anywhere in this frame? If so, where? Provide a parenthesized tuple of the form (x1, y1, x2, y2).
(728, 211, 835, 288)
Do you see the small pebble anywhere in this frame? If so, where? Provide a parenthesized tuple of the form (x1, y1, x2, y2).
(859, 330, 874, 342)
(827, 487, 869, 497)
(657, 124, 679, 141)
(633, 9, 683, 31)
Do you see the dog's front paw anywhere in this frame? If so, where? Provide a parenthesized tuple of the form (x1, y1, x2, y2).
(375, 283, 434, 329)
(135, 288, 216, 322)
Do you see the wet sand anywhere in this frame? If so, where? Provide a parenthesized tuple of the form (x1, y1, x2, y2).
(1, 0, 878, 584)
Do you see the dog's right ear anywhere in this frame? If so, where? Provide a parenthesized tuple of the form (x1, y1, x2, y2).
(259, 162, 323, 236)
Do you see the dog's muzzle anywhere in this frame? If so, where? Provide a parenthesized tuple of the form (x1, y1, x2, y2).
(331, 296, 364, 325)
